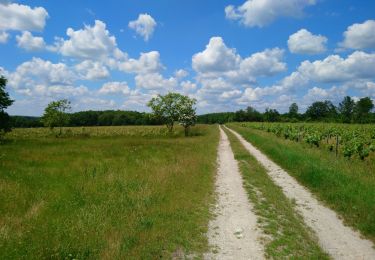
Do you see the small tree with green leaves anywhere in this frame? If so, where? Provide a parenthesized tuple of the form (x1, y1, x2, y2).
(178, 95, 197, 136)
(0, 76, 14, 139)
(42, 99, 71, 135)
(148, 92, 197, 136)
(147, 93, 183, 133)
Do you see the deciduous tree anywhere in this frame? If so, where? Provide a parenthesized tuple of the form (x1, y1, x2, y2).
(0, 76, 14, 138)
(42, 99, 71, 135)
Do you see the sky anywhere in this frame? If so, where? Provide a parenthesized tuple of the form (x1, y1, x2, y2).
(1, 0, 375, 116)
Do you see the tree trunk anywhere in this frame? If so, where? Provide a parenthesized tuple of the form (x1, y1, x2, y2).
(184, 126, 189, 137)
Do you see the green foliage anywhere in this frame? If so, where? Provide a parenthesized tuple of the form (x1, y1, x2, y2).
(339, 96, 355, 123)
(354, 97, 374, 123)
(147, 92, 197, 135)
(0, 76, 14, 139)
(178, 95, 197, 136)
(240, 122, 375, 161)
(288, 102, 299, 118)
(305, 100, 337, 121)
(41, 99, 71, 135)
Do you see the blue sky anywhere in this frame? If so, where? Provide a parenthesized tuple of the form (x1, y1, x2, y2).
(1, 0, 375, 116)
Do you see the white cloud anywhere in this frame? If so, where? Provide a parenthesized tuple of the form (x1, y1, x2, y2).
(128, 13, 157, 41)
(193, 37, 285, 83)
(239, 48, 286, 77)
(135, 73, 177, 90)
(55, 20, 123, 60)
(220, 89, 242, 100)
(0, 2, 48, 32)
(298, 51, 375, 83)
(174, 69, 188, 79)
(288, 29, 327, 54)
(225, 0, 316, 27)
(118, 51, 163, 74)
(16, 31, 45, 51)
(192, 37, 240, 74)
(181, 80, 197, 93)
(98, 81, 130, 95)
(9, 58, 75, 89)
(75, 60, 109, 80)
(0, 31, 9, 43)
(339, 20, 375, 49)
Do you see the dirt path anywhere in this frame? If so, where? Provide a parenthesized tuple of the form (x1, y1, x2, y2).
(205, 126, 264, 259)
(226, 126, 375, 260)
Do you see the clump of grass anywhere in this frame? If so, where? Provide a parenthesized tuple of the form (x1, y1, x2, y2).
(223, 127, 328, 259)
(0, 125, 219, 259)
(228, 123, 375, 244)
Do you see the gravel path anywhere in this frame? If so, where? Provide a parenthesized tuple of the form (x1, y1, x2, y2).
(205, 126, 264, 260)
(226, 126, 375, 260)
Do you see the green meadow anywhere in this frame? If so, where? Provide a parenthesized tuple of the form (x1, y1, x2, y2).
(0, 125, 219, 259)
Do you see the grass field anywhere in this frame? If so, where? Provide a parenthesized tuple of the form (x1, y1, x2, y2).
(227, 123, 375, 243)
(0, 125, 219, 259)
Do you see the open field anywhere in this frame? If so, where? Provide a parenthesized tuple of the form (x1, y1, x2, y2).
(0, 125, 219, 259)
(227, 122, 375, 243)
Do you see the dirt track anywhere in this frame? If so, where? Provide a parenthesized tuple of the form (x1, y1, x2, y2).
(226, 126, 375, 260)
(205, 126, 264, 259)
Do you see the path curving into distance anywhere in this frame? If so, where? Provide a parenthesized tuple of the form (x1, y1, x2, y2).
(226, 126, 375, 260)
(205, 126, 264, 259)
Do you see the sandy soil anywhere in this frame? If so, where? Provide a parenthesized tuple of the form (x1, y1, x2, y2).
(205, 126, 264, 260)
(227, 126, 375, 260)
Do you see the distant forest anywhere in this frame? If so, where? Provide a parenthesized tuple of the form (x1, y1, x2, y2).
(9, 96, 375, 128)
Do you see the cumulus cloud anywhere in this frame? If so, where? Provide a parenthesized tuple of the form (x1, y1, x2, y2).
(75, 60, 109, 80)
(192, 37, 240, 74)
(0, 2, 48, 32)
(118, 51, 163, 74)
(225, 0, 316, 27)
(0, 31, 9, 43)
(6, 57, 87, 99)
(297, 51, 375, 83)
(174, 69, 189, 79)
(16, 31, 45, 51)
(181, 80, 197, 93)
(339, 20, 375, 49)
(55, 20, 123, 60)
(135, 73, 177, 90)
(98, 81, 130, 95)
(192, 37, 286, 83)
(288, 29, 327, 54)
(128, 13, 157, 41)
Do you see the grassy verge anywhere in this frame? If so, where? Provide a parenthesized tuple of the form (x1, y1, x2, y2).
(228, 123, 375, 243)
(0, 125, 219, 259)
(223, 127, 328, 259)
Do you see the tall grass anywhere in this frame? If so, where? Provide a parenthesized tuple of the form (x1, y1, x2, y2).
(0, 125, 219, 259)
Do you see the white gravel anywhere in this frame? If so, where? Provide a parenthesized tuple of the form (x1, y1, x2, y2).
(226, 126, 375, 260)
(205, 126, 264, 260)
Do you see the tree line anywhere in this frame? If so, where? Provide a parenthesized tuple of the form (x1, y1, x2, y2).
(198, 97, 375, 124)
(1, 72, 374, 140)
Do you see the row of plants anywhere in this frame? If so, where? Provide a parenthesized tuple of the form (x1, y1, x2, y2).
(238, 122, 375, 160)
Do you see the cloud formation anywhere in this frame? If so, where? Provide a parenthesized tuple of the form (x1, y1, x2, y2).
(288, 29, 327, 54)
(0, 2, 48, 32)
(339, 20, 375, 50)
(16, 31, 46, 51)
(225, 0, 316, 27)
(128, 13, 157, 41)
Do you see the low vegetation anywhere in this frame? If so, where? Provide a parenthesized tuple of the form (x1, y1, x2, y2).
(227, 123, 375, 243)
(0, 125, 219, 259)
